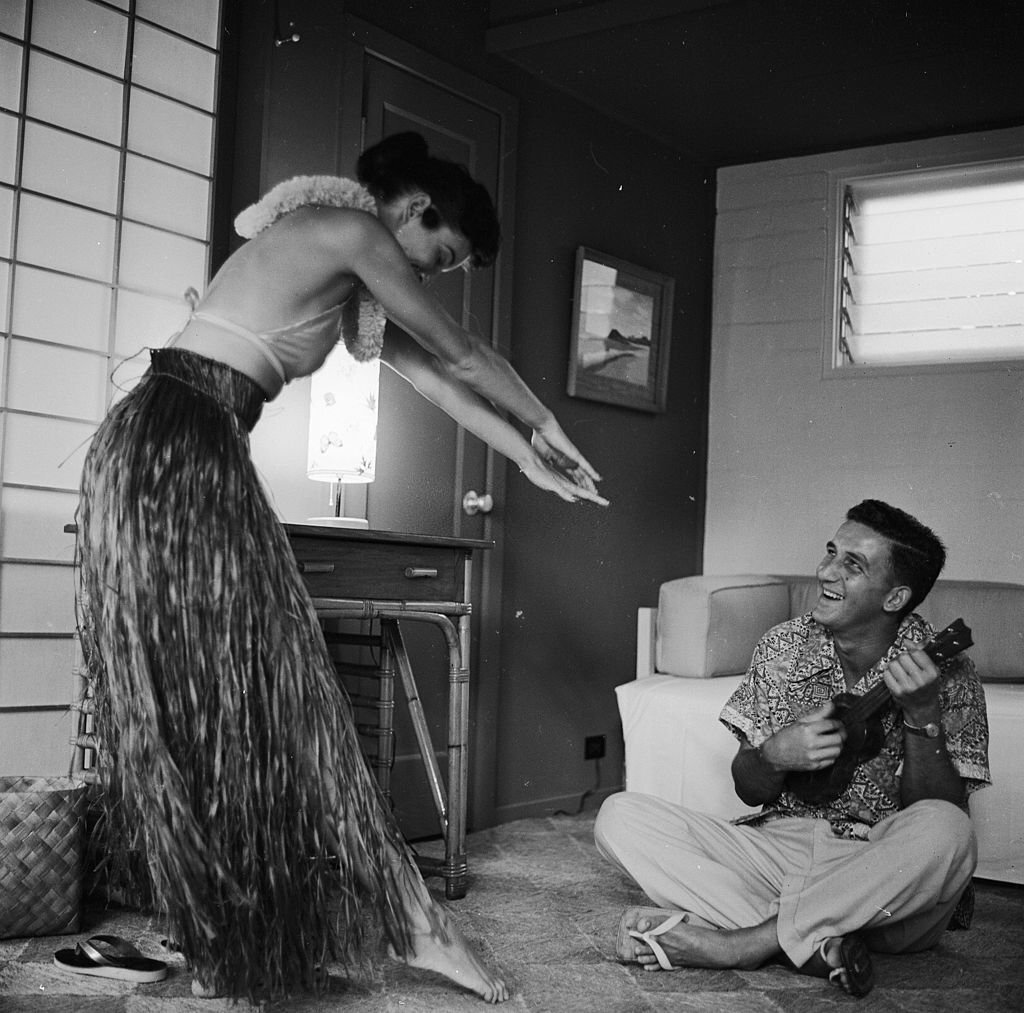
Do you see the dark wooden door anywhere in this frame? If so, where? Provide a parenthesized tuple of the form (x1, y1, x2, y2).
(340, 20, 517, 835)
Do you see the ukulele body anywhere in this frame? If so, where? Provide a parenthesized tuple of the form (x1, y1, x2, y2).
(787, 692, 887, 804)
(783, 619, 972, 806)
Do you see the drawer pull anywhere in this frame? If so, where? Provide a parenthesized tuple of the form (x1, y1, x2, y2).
(298, 561, 335, 574)
(404, 567, 438, 579)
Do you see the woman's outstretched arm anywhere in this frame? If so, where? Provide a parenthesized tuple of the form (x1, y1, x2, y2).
(382, 327, 608, 506)
(326, 213, 602, 489)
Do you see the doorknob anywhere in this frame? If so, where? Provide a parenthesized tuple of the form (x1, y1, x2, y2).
(462, 490, 494, 516)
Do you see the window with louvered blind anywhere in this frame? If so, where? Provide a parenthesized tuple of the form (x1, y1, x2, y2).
(829, 159, 1024, 372)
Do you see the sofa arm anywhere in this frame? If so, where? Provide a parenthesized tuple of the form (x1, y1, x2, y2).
(654, 575, 791, 678)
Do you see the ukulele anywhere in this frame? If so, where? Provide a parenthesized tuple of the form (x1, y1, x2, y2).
(786, 618, 973, 804)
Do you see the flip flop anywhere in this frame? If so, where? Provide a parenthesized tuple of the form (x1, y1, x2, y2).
(53, 934, 168, 983)
(615, 906, 703, 971)
(821, 934, 874, 998)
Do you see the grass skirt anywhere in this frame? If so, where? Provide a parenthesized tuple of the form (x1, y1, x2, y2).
(75, 348, 414, 998)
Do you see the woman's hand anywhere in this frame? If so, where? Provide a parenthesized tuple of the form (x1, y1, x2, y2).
(531, 425, 603, 495)
(519, 452, 610, 506)
(382, 328, 608, 506)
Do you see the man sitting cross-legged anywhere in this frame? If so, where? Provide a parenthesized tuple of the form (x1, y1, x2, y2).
(595, 500, 990, 998)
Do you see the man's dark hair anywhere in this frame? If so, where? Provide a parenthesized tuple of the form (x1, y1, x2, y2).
(847, 499, 946, 618)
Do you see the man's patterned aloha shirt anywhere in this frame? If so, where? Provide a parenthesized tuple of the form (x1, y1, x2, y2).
(719, 612, 990, 840)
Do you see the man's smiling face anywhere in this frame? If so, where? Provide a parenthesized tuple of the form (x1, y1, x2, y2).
(811, 520, 903, 636)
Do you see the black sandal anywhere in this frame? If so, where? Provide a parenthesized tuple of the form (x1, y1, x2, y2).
(820, 934, 874, 998)
(53, 934, 168, 983)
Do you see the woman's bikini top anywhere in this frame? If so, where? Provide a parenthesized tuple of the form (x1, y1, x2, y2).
(180, 303, 348, 397)
(168, 286, 386, 399)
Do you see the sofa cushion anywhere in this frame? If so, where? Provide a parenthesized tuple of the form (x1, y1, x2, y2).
(657, 575, 789, 678)
(770, 576, 1022, 684)
(915, 580, 1024, 684)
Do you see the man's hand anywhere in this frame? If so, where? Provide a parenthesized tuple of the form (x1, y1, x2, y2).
(884, 648, 941, 727)
(885, 647, 964, 806)
(762, 703, 847, 772)
(732, 703, 848, 806)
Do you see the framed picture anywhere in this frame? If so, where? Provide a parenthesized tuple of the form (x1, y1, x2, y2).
(567, 246, 674, 413)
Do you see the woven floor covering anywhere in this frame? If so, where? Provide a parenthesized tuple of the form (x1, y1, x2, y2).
(1, 810, 1022, 1012)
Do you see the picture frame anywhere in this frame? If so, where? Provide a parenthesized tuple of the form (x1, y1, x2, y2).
(566, 246, 674, 413)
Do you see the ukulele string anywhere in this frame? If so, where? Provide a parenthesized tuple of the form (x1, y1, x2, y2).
(842, 683, 892, 724)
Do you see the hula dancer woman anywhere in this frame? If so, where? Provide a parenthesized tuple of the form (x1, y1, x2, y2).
(76, 132, 605, 1003)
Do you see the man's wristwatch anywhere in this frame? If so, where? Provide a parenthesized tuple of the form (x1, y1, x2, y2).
(903, 719, 941, 738)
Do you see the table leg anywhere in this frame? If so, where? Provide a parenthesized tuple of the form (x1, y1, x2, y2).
(446, 611, 471, 900)
(385, 614, 468, 900)
(385, 621, 448, 831)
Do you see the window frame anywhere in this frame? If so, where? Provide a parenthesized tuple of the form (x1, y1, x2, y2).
(823, 146, 1024, 380)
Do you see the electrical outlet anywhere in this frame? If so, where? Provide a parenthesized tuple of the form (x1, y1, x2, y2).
(584, 734, 606, 760)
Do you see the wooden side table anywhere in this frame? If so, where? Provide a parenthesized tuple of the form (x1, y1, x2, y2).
(285, 524, 491, 900)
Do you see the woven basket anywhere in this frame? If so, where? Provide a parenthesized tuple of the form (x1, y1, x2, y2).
(0, 775, 87, 939)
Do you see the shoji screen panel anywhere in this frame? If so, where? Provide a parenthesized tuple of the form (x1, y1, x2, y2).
(0, 0, 223, 773)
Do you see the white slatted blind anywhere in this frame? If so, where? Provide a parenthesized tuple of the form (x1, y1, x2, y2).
(836, 161, 1024, 368)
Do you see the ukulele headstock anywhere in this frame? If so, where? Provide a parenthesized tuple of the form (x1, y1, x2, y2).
(924, 618, 973, 665)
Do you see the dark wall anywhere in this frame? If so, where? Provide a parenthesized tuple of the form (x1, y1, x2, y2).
(225, 0, 713, 821)
(494, 78, 710, 818)
(345, 0, 713, 819)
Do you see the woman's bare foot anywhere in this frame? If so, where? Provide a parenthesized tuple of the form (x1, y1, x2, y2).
(397, 901, 510, 1004)
(389, 858, 509, 1003)
(191, 976, 267, 1003)
(377, 837, 509, 1003)
(191, 978, 219, 998)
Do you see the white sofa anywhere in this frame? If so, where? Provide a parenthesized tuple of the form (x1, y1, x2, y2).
(616, 574, 1024, 884)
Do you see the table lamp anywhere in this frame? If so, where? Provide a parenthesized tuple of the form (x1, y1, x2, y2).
(307, 341, 380, 528)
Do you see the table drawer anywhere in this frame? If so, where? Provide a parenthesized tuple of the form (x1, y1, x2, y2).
(289, 536, 465, 602)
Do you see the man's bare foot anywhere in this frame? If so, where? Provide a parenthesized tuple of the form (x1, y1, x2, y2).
(397, 903, 510, 1004)
(622, 911, 775, 973)
(800, 935, 874, 997)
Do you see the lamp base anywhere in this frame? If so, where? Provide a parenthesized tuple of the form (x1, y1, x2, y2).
(306, 516, 369, 530)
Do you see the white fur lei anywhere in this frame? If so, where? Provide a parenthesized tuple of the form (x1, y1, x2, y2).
(233, 175, 386, 362)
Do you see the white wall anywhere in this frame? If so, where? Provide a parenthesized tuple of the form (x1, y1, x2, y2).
(705, 127, 1024, 583)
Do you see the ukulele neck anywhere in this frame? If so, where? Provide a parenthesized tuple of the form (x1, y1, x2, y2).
(834, 619, 970, 726)
(842, 677, 892, 723)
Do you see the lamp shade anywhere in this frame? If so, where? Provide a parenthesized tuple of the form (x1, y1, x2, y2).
(307, 341, 380, 483)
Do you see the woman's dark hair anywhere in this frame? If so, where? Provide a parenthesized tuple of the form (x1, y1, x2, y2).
(846, 499, 946, 618)
(356, 132, 500, 268)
